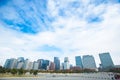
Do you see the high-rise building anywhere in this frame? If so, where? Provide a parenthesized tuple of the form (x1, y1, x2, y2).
(42, 60, 50, 70)
(9, 58, 17, 69)
(82, 55, 96, 70)
(64, 57, 69, 62)
(60, 63, 64, 70)
(4, 59, 11, 69)
(4, 58, 17, 69)
(75, 56, 83, 68)
(28, 62, 33, 70)
(37, 59, 44, 70)
(16, 57, 25, 69)
(17, 62, 24, 69)
(33, 61, 39, 70)
(17, 57, 24, 62)
(54, 57, 60, 70)
(23, 59, 30, 70)
(49, 62, 55, 70)
(64, 57, 70, 70)
(99, 52, 114, 69)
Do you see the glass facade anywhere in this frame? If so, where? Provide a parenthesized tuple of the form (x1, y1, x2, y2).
(54, 57, 60, 70)
(99, 52, 114, 69)
(4, 59, 11, 69)
(75, 56, 83, 68)
(64, 57, 70, 70)
(83, 55, 96, 69)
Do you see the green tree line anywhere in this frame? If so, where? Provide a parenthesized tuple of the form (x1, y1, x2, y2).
(0, 66, 38, 76)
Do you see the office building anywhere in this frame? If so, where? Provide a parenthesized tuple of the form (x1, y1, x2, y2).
(33, 61, 39, 70)
(49, 62, 55, 70)
(16, 61, 24, 69)
(4, 59, 11, 69)
(75, 56, 83, 68)
(17, 57, 24, 62)
(82, 55, 96, 70)
(28, 62, 33, 70)
(23, 59, 30, 70)
(99, 52, 114, 69)
(60, 63, 64, 70)
(37, 59, 44, 69)
(9, 58, 17, 69)
(41, 60, 50, 70)
(64, 57, 70, 70)
(4, 58, 17, 69)
(16, 57, 25, 69)
(54, 57, 60, 70)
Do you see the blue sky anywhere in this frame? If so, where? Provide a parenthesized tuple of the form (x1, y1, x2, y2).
(0, 0, 120, 66)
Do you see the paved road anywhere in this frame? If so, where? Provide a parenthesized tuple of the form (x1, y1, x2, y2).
(0, 73, 115, 80)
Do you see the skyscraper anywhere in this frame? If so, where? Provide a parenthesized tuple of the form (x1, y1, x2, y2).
(75, 56, 83, 68)
(60, 63, 64, 70)
(33, 61, 39, 70)
(42, 60, 50, 70)
(99, 52, 114, 69)
(9, 58, 17, 69)
(49, 62, 55, 70)
(82, 55, 96, 70)
(37, 59, 44, 70)
(4, 58, 17, 69)
(28, 62, 33, 70)
(16, 57, 24, 69)
(17, 57, 24, 62)
(54, 57, 60, 70)
(16, 61, 24, 69)
(64, 57, 70, 70)
(4, 59, 11, 69)
(23, 59, 30, 70)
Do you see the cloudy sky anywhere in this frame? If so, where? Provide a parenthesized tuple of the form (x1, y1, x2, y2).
(0, 0, 120, 67)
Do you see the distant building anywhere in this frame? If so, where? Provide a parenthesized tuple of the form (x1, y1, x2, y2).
(64, 57, 70, 70)
(42, 60, 50, 70)
(4, 58, 17, 69)
(33, 61, 39, 70)
(16, 57, 25, 69)
(10, 58, 17, 69)
(4, 59, 11, 69)
(70, 64, 73, 69)
(82, 55, 96, 70)
(60, 63, 64, 70)
(28, 62, 33, 70)
(75, 56, 83, 69)
(70, 66, 81, 71)
(54, 57, 60, 70)
(23, 59, 30, 70)
(114, 65, 120, 68)
(99, 52, 114, 70)
(37, 59, 44, 70)
(17, 62, 24, 69)
(49, 62, 55, 70)
(17, 57, 24, 63)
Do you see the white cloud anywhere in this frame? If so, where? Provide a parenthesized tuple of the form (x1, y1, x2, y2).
(46, 0, 120, 66)
(0, 0, 120, 67)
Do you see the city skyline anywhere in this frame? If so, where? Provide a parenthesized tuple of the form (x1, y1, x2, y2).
(3, 52, 115, 69)
(3, 52, 116, 72)
(0, 0, 120, 67)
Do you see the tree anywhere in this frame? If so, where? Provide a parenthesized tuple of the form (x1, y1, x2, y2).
(11, 69, 17, 75)
(6, 68, 11, 73)
(30, 70, 33, 74)
(0, 67, 6, 74)
(18, 68, 24, 75)
(33, 70, 38, 76)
